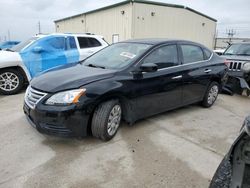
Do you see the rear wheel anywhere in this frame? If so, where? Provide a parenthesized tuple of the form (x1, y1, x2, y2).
(91, 100, 122, 141)
(202, 82, 219, 108)
(0, 69, 24, 95)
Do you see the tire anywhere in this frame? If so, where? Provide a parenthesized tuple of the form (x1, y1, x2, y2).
(91, 100, 122, 141)
(0, 69, 24, 95)
(209, 157, 232, 188)
(202, 82, 219, 108)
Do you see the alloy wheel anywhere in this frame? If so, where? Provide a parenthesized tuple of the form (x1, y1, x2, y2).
(207, 85, 219, 105)
(107, 104, 122, 136)
(0, 72, 20, 92)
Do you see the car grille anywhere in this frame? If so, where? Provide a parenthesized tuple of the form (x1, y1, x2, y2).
(25, 86, 47, 109)
(228, 61, 244, 71)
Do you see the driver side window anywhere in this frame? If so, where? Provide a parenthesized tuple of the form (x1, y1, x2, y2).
(142, 45, 179, 69)
(42, 37, 66, 51)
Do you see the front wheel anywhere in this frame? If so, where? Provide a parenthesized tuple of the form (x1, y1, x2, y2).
(202, 82, 219, 108)
(0, 69, 24, 95)
(209, 157, 232, 188)
(91, 100, 122, 141)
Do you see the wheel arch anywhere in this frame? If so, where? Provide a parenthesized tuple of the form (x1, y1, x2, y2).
(86, 93, 134, 133)
(0, 66, 29, 83)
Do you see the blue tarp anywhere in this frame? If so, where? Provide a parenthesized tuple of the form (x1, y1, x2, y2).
(20, 35, 79, 78)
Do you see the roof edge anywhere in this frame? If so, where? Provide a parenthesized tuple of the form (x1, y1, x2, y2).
(54, 0, 217, 23)
(54, 0, 130, 22)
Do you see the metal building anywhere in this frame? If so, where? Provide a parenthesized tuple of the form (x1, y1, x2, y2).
(54, 0, 217, 48)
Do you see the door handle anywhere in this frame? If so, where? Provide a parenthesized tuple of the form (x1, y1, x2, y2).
(172, 75, 182, 80)
(87, 50, 94, 53)
(204, 69, 212, 73)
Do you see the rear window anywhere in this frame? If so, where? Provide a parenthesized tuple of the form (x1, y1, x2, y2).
(203, 48, 212, 60)
(181, 45, 204, 64)
(67, 37, 77, 50)
(88, 38, 101, 47)
(77, 37, 101, 48)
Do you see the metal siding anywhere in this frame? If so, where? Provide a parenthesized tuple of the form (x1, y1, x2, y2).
(133, 3, 216, 49)
(55, 4, 132, 43)
(56, 15, 86, 33)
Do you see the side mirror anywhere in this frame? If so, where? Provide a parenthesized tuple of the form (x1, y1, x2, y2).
(32, 46, 44, 53)
(140, 63, 158, 72)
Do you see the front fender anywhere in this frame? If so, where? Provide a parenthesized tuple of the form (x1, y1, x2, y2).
(0, 51, 31, 81)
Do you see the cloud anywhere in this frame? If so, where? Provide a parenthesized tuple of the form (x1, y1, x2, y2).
(0, 0, 249, 41)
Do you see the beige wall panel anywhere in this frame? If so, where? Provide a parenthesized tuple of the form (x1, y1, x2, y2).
(133, 3, 216, 48)
(56, 4, 132, 43)
(56, 15, 86, 33)
(85, 4, 132, 43)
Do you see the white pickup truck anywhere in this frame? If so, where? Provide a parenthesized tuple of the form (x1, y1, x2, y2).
(0, 33, 108, 95)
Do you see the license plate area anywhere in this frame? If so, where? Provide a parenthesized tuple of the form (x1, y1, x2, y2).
(23, 103, 30, 116)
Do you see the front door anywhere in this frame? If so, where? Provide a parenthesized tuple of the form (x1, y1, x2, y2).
(131, 44, 183, 119)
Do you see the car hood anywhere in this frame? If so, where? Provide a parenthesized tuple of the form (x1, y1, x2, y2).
(0, 50, 20, 63)
(222, 55, 250, 61)
(31, 63, 117, 93)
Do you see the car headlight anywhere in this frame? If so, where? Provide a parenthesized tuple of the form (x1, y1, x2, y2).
(45, 89, 86, 105)
(242, 63, 250, 73)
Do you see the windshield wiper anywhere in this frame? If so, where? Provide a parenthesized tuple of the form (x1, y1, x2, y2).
(86, 64, 106, 69)
(224, 53, 234, 55)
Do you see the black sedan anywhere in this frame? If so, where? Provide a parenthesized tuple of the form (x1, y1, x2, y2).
(23, 39, 228, 141)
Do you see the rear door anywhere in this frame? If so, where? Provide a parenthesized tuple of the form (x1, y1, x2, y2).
(77, 37, 104, 60)
(178, 43, 213, 105)
(65, 36, 80, 63)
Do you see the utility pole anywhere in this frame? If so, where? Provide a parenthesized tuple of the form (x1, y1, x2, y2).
(214, 30, 218, 49)
(38, 21, 41, 34)
(226, 29, 236, 43)
(8, 30, 10, 41)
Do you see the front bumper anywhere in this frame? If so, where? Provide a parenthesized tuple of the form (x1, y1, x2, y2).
(23, 102, 90, 137)
(224, 70, 250, 94)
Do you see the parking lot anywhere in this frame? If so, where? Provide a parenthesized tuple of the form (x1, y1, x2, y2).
(0, 92, 249, 188)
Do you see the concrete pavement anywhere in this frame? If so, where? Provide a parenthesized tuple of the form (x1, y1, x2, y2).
(0, 93, 249, 188)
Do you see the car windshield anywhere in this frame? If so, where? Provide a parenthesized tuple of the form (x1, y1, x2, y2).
(224, 43, 250, 56)
(83, 42, 152, 69)
(11, 37, 39, 52)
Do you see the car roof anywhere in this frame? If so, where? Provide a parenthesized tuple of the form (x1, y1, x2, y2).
(231, 42, 250, 45)
(122, 38, 206, 46)
(36, 33, 104, 38)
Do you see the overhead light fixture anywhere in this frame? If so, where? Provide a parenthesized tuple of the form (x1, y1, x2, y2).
(121, 10, 125, 15)
(151, 12, 155, 16)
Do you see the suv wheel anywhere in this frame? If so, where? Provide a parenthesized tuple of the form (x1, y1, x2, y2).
(0, 69, 24, 95)
(202, 82, 219, 108)
(91, 100, 122, 141)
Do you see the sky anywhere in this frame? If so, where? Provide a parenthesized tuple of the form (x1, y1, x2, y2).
(0, 0, 249, 41)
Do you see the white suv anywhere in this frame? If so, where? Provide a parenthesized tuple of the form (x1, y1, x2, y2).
(0, 33, 108, 95)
